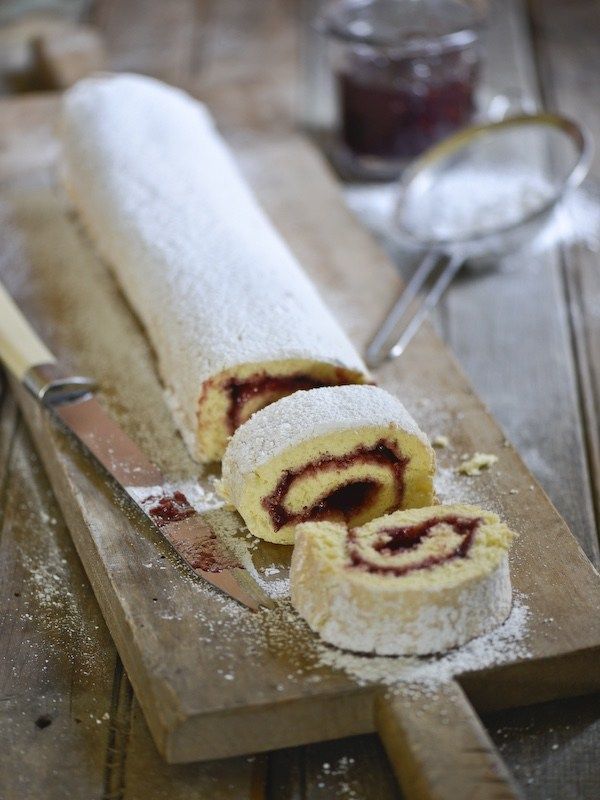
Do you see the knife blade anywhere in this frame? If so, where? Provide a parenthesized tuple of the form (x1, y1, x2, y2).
(0, 281, 273, 611)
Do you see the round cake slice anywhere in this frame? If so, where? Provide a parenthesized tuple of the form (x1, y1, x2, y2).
(290, 503, 516, 655)
(220, 385, 435, 544)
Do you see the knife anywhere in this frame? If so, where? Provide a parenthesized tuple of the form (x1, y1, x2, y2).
(0, 280, 273, 612)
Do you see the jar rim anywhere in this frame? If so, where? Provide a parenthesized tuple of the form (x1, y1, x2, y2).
(315, 0, 487, 53)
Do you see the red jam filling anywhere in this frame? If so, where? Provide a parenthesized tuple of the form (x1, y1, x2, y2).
(142, 490, 196, 527)
(348, 515, 482, 576)
(262, 439, 408, 531)
(219, 369, 360, 433)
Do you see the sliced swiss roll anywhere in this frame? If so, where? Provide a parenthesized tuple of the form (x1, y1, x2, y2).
(290, 504, 516, 656)
(220, 385, 436, 544)
(60, 73, 368, 462)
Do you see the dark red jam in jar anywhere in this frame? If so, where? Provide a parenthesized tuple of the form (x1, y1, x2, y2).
(317, 0, 486, 179)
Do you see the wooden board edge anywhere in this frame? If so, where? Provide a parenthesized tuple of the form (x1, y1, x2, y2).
(460, 646, 600, 713)
(12, 375, 600, 762)
(166, 688, 376, 764)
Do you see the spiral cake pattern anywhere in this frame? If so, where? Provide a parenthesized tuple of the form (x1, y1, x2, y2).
(290, 503, 516, 655)
(220, 385, 436, 544)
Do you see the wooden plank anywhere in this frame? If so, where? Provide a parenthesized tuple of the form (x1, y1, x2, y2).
(122, 696, 267, 800)
(0, 401, 115, 800)
(1, 98, 599, 770)
(268, 735, 401, 800)
(375, 684, 523, 800)
(485, 692, 600, 800)
(90, 0, 402, 793)
(91, 0, 300, 131)
(527, 0, 600, 548)
(0, 400, 262, 799)
(435, 0, 599, 563)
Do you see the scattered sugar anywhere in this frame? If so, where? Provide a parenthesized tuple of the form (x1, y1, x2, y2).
(0, 134, 536, 700)
(312, 593, 530, 689)
(435, 465, 493, 507)
(432, 434, 449, 448)
(345, 173, 600, 257)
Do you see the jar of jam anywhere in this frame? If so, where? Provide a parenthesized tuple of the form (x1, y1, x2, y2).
(316, 0, 487, 179)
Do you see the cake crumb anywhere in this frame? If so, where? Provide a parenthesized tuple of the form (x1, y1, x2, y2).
(457, 453, 498, 476)
(432, 435, 449, 448)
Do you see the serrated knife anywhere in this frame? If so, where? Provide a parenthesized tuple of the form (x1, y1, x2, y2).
(0, 280, 273, 611)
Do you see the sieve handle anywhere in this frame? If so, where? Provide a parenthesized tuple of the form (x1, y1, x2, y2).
(366, 251, 464, 369)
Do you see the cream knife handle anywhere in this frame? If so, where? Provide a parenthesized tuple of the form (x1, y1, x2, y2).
(0, 281, 56, 380)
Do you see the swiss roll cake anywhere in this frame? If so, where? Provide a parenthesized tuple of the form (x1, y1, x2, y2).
(220, 385, 436, 544)
(60, 73, 368, 462)
(290, 504, 516, 655)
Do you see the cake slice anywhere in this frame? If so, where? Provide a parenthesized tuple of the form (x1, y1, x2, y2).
(220, 385, 435, 544)
(60, 73, 368, 462)
(290, 503, 516, 655)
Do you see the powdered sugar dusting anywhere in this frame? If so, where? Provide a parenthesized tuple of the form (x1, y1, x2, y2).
(222, 384, 431, 497)
(0, 111, 536, 706)
(60, 73, 367, 460)
(313, 593, 530, 689)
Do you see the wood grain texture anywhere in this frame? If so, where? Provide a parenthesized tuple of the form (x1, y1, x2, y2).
(1, 97, 599, 770)
(475, 3, 600, 798)
(435, 0, 599, 563)
(0, 369, 262, 800)
(375, 684, 524, 800)
(0, 398, 115, 800)
(267, 733, 402, 800)
(1, 0, 598, 796)
(528, 0, 600, 550)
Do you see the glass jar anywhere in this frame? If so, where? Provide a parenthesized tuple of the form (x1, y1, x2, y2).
(316, 0, 487, 180)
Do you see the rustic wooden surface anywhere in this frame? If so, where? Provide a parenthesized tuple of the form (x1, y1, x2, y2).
(0, 0, 598, 798)
(3, 93, 599, 768)
(375, 684, 524, 800)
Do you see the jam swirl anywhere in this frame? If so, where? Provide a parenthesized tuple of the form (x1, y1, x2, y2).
(223, 372, 330, 432)
(262, 439, 408, 531)
(348, 515, 481, 576)
(208, 368, 361, 434)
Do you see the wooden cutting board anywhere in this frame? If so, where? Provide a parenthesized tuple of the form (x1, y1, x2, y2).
(1, 94, 599, 777)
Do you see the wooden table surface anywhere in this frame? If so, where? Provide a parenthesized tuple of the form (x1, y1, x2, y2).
(1, 1, 599, 798)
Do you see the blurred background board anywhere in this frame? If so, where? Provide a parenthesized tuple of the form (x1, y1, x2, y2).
(0, 1, 599, 799)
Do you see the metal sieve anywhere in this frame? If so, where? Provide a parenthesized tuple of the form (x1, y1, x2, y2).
(366, 113, 593, 369)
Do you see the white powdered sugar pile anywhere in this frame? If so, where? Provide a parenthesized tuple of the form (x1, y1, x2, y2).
(400, 167, 556, 243)
(313, 593, 530, 689)
(345, 174, 600, 256)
